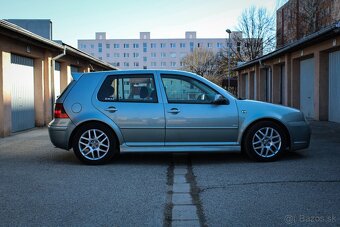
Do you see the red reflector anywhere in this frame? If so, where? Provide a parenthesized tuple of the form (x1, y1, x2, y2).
(54, 103, 69, 119)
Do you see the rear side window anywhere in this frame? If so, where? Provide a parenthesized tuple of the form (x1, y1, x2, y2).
(97, 74, 158, 103)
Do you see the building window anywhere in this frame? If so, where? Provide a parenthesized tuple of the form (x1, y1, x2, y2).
(133, 43, 139, 48)
(151, 43, 156, 48)
(114, 44, 120, 48)
(160, 43, 166, 48)
(161, 52, 166, 58)
(190, 42, 194, 52)
(116, 62, 120, 67)
(170, 62, 177, 67)
(217, 43, 223, 48)
(124, 44, 129, 48)
(180, 53, 186, 58)
(106, 53, 110, 57)
(197, 43, 200, 48)
(151, 62, 157, 66)
(170, 52, 176, 58)
(143, 56, 147, 62)
(180, 43, 185, 48)
(143, 43, 147, 52)
(124, 53, 130, 58)
(99, 57, 102, 60)
(161, 62, 166, 67)
(98, 43, 102, 53)
(124, 62, 129, 67)
(170, 43, 176, 48)
(207, 43, 212, 48)
(106, 44, 110, 48)
(114, 53, 120, 58)
(91, 44, 94, 49)
(133, 52, 139, 58)
(151, 52, 156, 58)
(180, 61, 184, 67)
(237, 42, 241, 53)
(134, 62, 139, 67)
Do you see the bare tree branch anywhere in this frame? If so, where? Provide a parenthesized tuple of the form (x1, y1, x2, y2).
(232, 6, 276, 62)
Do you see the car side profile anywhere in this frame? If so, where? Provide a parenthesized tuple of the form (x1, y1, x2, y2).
(48, 70, 310, 164)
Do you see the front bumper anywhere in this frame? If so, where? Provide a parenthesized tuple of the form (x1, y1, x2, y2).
(48, 118, 76, 150)
(287, 120, 311, 151)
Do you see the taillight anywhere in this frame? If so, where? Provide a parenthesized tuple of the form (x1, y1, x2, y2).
(54, 103, 69, 119)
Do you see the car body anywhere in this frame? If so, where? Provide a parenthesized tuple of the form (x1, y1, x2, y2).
(48, 70, 310, 164)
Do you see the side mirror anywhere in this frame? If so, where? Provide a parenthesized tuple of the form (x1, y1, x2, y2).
(212, 94, 229, 105)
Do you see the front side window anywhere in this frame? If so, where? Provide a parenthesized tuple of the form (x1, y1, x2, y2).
(161, 75, 218, 104)
(98, 75, 158, 103)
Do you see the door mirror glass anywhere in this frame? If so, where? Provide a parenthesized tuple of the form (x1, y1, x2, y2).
(212, 94, 228, 105)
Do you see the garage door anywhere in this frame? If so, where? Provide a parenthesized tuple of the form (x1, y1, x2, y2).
(300, 58, 315, 119)
(54, 62, 61, 101)
(10, 54, 35, 133)
(329, 50, 340, 123)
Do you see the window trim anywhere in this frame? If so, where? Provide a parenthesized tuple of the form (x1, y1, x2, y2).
(97, 74, 158, 103)
(160, 74, 225, 105)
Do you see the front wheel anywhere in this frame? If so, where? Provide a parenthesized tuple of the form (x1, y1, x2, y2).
(243, 121, 287, 161)
(73, 123, 118, 165)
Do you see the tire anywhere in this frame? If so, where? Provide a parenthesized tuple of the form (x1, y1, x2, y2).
(72, 123, 118, 165)
(243, 121, 287, 162)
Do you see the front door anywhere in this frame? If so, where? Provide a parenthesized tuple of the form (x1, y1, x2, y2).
(94, 73, 165, 146)
(160, 74, 239, 146)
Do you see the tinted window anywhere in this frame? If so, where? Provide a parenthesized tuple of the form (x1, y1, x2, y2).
(98, 74, 158, 103)
(161, 75, 218, 104)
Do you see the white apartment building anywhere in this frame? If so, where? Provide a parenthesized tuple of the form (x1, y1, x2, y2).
(78, 31, 239, 69)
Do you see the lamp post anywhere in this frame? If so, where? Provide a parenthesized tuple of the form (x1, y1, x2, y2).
(226, 29, 231, 91)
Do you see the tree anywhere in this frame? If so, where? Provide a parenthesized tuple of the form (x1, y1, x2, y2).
(181, 48, 215, 77)
(298, 0, 324, 36)
(181, 48, 228, 86)
(232, 6, 276, 62)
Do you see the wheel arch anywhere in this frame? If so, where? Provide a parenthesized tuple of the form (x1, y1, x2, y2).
(240, 118, 291, 151)
(68, 120, 122, 150)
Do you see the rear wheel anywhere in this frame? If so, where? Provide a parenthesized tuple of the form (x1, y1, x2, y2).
(243, 121, 287, 161)
(73, 123, 118, 165)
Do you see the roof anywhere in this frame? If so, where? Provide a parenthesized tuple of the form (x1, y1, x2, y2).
(0, 19, 117, 70)
(234, 22, 340, 71)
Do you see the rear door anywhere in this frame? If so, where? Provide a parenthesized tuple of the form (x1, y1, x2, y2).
(93, 73, 165, 146)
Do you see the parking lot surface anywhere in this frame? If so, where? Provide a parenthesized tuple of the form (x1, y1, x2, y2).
(0, 121, 339, 226)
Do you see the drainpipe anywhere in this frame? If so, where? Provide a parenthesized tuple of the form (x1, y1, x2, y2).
(50, 46, 67, 115)
(89, 63, 94, 72)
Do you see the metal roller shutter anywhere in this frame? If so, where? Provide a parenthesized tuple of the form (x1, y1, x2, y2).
(10, 54, 35, 132)
(54, 62, 61, 101)
(300, 58, 315, 119)
(329, 50, 340, 123)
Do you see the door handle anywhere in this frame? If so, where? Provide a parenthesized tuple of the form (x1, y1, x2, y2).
(168, 108, 180, 114)
(105, 106, 117, 113)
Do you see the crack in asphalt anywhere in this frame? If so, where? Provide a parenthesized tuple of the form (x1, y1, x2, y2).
(199, 180, 340, 192)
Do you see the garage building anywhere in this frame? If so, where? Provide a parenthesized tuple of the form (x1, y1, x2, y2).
(0, 20, 117, 137)
(234, 22, 340, 123)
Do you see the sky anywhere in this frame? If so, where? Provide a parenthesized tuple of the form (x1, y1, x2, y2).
(0, 0, 285, 47)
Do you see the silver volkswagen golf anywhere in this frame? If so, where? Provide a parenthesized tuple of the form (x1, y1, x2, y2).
(48, 70, 310, 164)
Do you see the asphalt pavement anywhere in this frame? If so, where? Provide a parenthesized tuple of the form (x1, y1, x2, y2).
(0, 121, 339, 226)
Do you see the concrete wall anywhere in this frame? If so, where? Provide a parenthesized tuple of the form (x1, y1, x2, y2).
(236, 34, 340, 121)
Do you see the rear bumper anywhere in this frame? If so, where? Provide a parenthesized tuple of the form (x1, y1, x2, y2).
(287, 120, 311, 151)
(48, 119, 76, 150)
